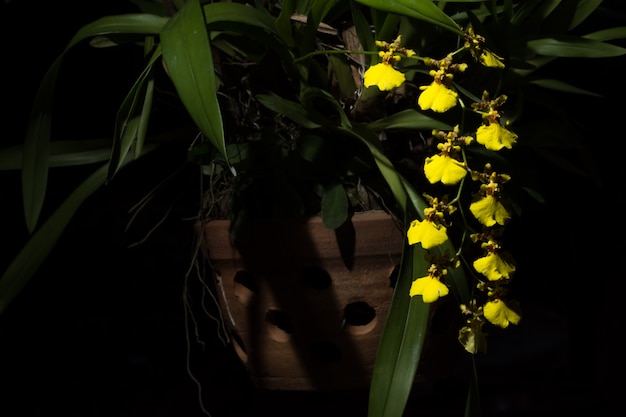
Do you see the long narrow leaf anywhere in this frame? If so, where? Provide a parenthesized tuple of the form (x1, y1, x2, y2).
(160, 0, 226, 163)
(256, 94, 325, 128)
(529, 78, 602, 96)
(201, 2, 305, 86)
(355, 0, 463, 35)
(70, 14, 168, 43)
(203, 1, 278, 32)
(21, 13, 169, 233)
(22, 60, 58, 232)
(547, 0, 603, 31)
(108, 46, 161, 179)
(366, 109, 453, 131)
(369, 242, 431, 417)
(343, 125, 471, 417)
(527, 35, 626, 58)
(338, 125, 426, 417)
(0, 121, 188, 315)
(584, 26, 626, 42)
(0, 163, 110, 314)
(0, 140, 116, 170)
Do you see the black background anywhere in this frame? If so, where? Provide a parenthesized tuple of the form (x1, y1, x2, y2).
(1, 1, 625, 416)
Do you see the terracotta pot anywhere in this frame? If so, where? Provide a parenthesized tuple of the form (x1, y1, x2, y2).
(201, 210, 457, 391)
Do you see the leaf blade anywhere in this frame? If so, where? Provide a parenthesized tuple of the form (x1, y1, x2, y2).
(160, 0, 226, 161)
(355, 0, 463, 35)
(527, 35, 626, 58)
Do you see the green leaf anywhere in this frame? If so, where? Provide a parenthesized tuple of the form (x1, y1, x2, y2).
(584, 26, 626, 42)
(321, 181, 349, 229)
(20, 13, 168, 233)
(203, 1, 278, 32)
(527, 35, 626, 58)
(0, 140, 115, 170)
(275, 0, 297, 47)
(202, 2, 300, 81)
(296, 134, 336, 167)
(511, 0, 559, 26)
(355, 0, 463, 35)
(529, 78, 602, 96)
(366, 109, 453, 131)
(256, 94, 324, 128)
(108, 46, 161, 179)
(0, 122, 184, 316)
(70, 13, 168, 43)
(22, 59, 58, 233)
(328, 54, 357, 98)
(300, 86, 352, 128)
(341, 125, 471, 417)
(544, 0, 603, 31)
(0, 163, 110, 314)
(350, 0, 377, 63)
(369, 242, 431, 417)
(160, 0, 227, 162)
(298, 0, 337, 55)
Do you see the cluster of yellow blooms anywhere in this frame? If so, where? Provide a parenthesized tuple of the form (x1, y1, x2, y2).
(364, 30, 521, 354)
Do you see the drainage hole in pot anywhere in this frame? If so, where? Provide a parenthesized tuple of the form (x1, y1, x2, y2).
(233, 270, 258, 305)
(266, 309, 294, 342)
(343, 301, 377, 335)
(300, 266, 332, 290)
(310, 340, 342, 362)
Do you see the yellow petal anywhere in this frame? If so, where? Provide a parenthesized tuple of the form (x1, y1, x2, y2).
(469, 195, 511, 227)
(424, 154, 467, 185)
(473, 253, 516, 281)
(407, 219, 448, 249)
(483, 299, 521, 328)
(409, 276, 449, 303)
(363, 63, 406, 91)
(476, 123, 517, 151)
(418, 82, 458, 113)
(479, 50, 505, 69)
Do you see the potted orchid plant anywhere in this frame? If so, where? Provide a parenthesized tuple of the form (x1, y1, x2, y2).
(1, 0, 625, 416)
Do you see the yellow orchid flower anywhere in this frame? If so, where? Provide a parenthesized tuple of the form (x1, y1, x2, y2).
(473, 252, 516, 281)
(363, 61, 406, 91)
(407, 218, 448, 249)
(409, 275, 449, 303)
(483, 299, 521, 328)
(476, 123, 518, 151)
(470, 194, 510, 227)
(424, 154, 467, 185)
(418, 81, 458, 113)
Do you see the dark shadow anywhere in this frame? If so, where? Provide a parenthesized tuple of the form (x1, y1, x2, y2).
(334, 218, 356, 270)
